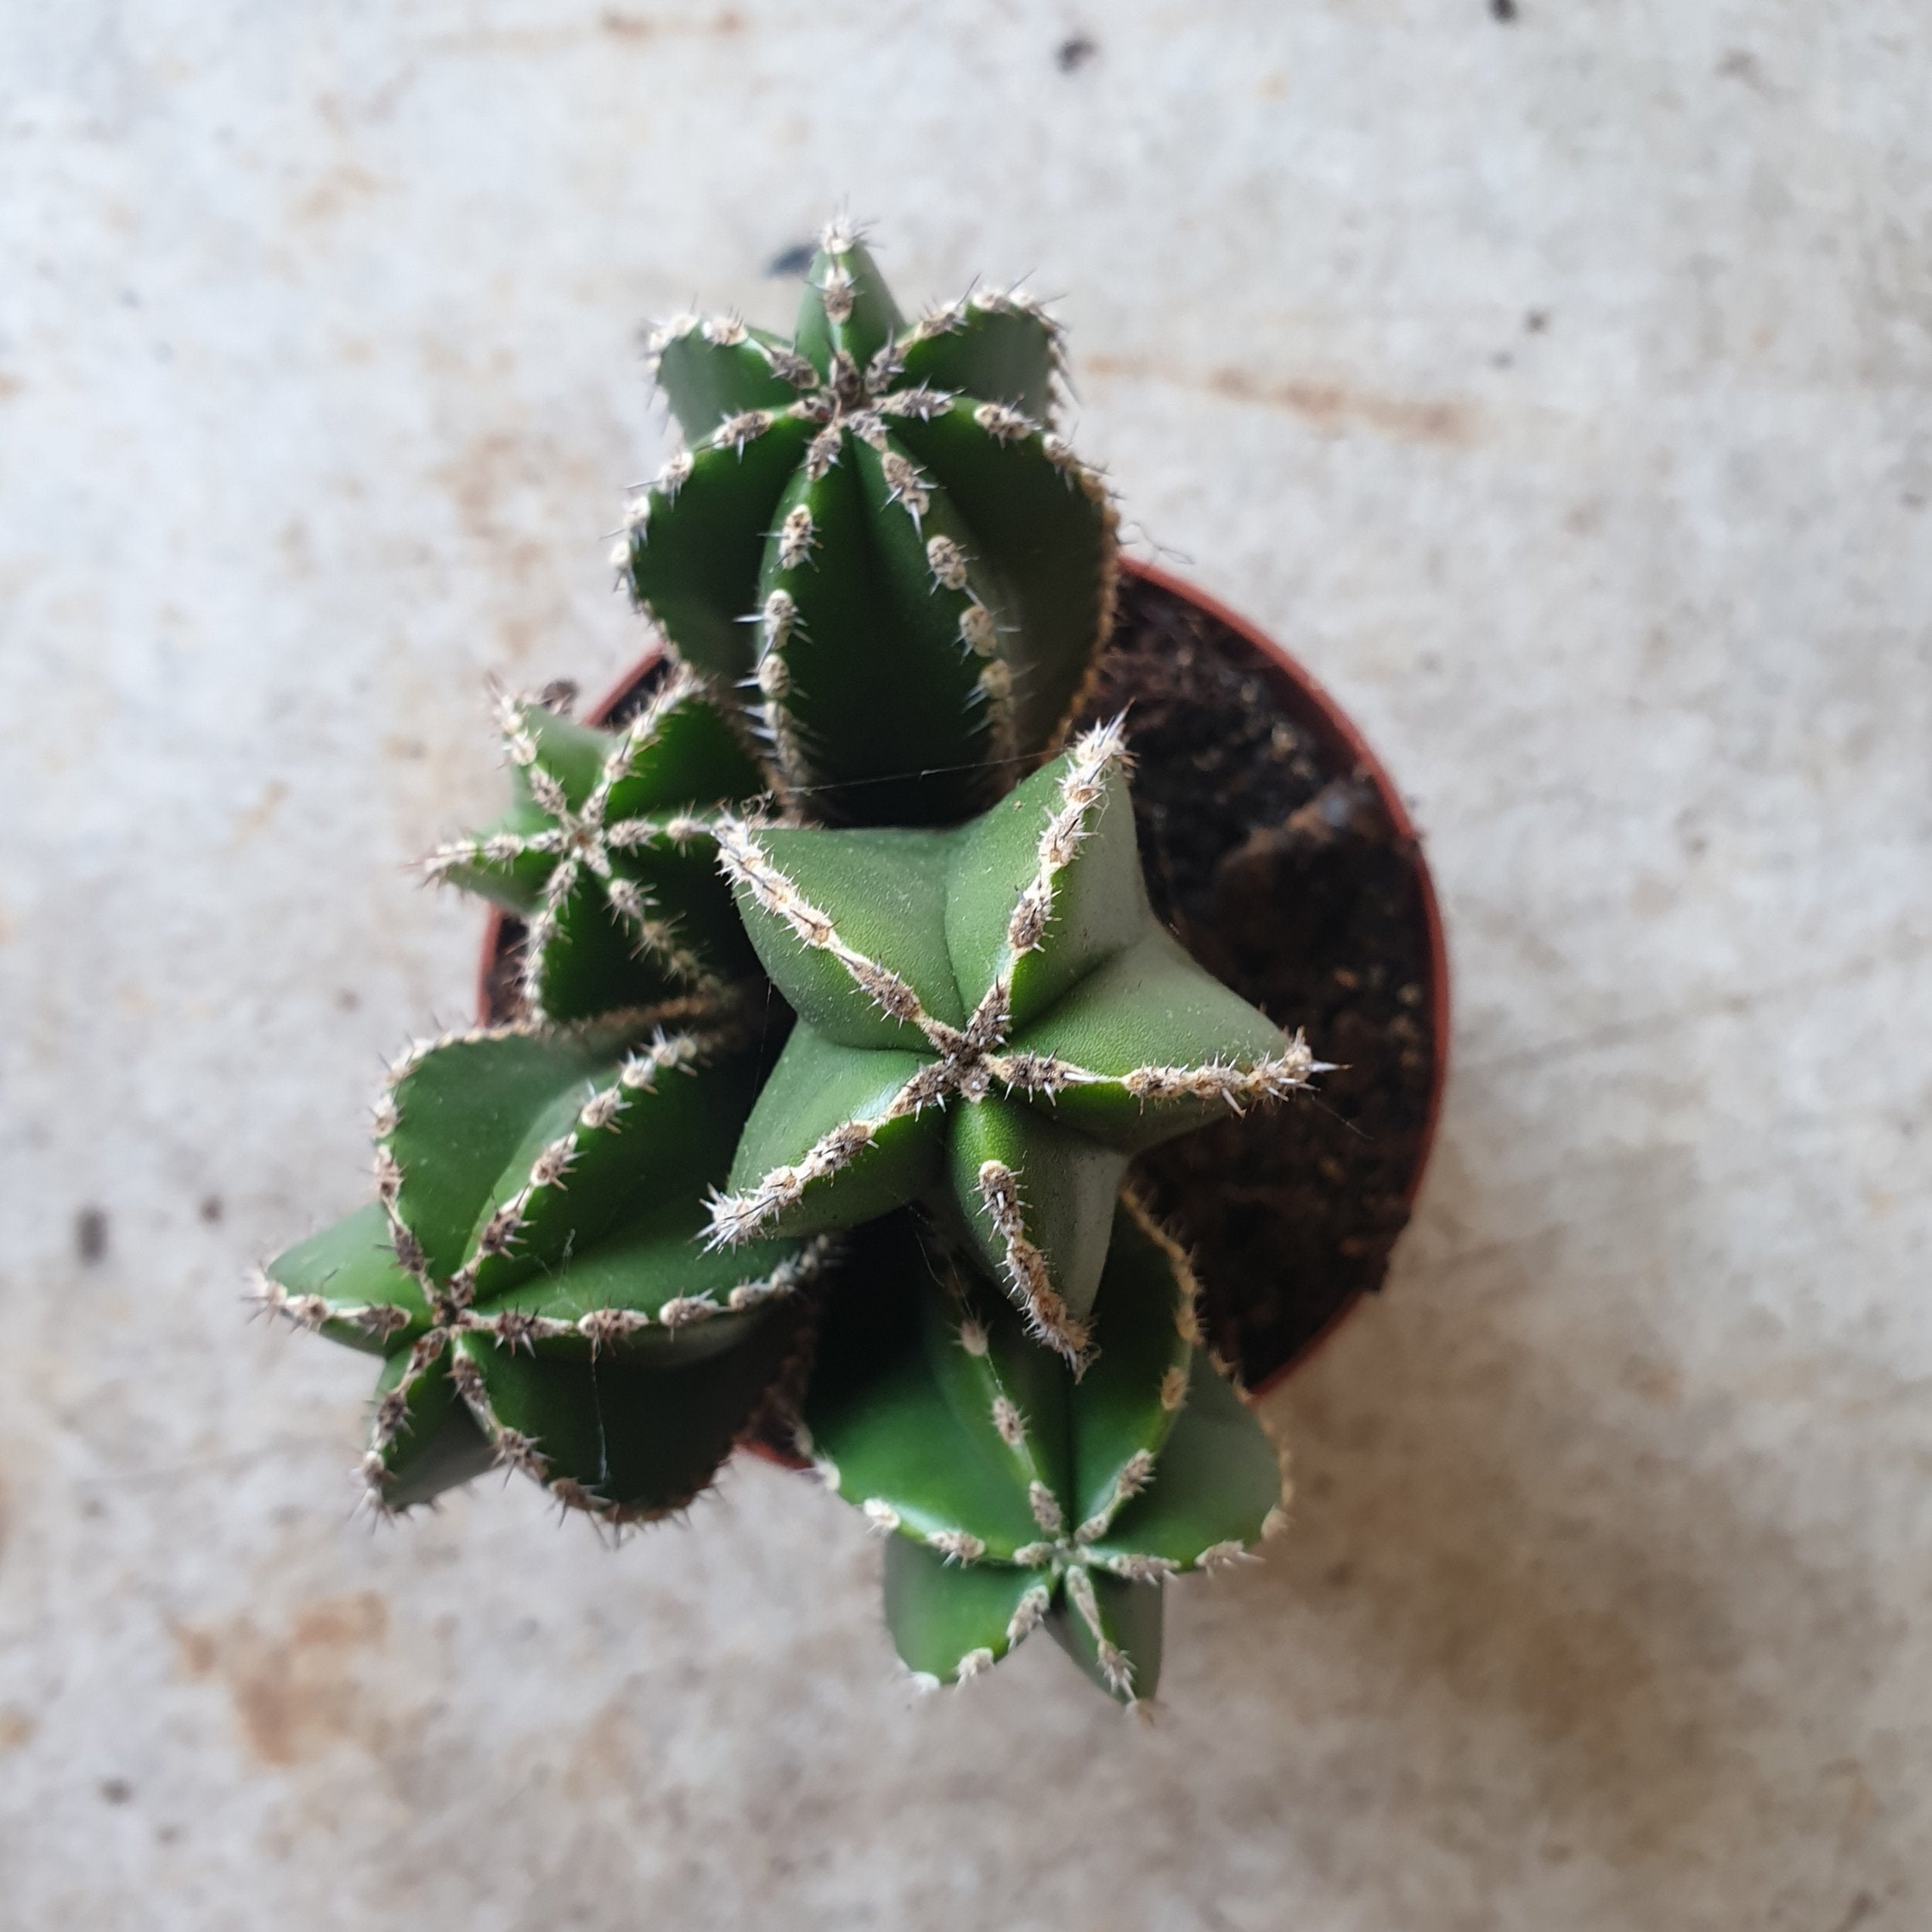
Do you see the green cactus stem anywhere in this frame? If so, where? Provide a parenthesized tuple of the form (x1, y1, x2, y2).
(423, 668, 767, 1022)
(262, 222, 1318, 1703)
(621, 219, 1118, 825)
(257, 1007, 832, 1520)
(705, 720, 1317, 1362)
(802, 1202, 1287, 1705)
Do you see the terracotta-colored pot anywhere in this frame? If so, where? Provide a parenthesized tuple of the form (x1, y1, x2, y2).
(478, 558, 1449, 1413)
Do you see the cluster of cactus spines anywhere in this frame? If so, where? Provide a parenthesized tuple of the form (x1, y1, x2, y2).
(622, 221, 1117, 825)
(422, 668, 768, 1022)
(260, 1008, 835, 1521)
(704, 719, 1317, 1362)
(801, 1202, 1287, 1705)
(266, 219, 1310, 1704)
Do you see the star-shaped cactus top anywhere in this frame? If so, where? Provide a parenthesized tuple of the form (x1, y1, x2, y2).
(705, 720, 1317, 1361)
(620, 220, 1117, 825)
(258, 1008, 832, 1522)
(424, 668, 766, 1022)
(802, 1203, 1287, 1704)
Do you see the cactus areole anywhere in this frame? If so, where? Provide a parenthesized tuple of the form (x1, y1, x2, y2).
(258, 221, 1436, 1709)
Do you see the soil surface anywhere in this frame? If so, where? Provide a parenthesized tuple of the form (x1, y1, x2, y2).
(1075, 573, 1437, 1389)
(486, 575, 1439, 1393)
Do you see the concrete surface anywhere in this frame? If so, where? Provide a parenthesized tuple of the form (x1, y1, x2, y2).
(2, 3, 1929, 1927)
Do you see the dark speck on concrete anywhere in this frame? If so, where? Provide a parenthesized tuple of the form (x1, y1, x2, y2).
(765, 240, 815, 277)
(199, 1195, 224, 1224)
(1526, 309, 1549, 332)
(100, 1778, 133, 1804)
(77, 1207, 108, 1264)
(1492, 0, 1517, 19)
(1057, 34, 1097, 72)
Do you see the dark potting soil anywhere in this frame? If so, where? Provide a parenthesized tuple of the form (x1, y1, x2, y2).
(484, 573, 1438, 1393)
(1073, 573, 1437, 1389)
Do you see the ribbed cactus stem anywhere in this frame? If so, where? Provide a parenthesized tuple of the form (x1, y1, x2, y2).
(806, 1202, 1290, 1704)
(705, 725, 1318, 1354)
(263, 1004, 838, 1521)
(421, 671, 767, 1023)
(624, 219, 1118, 825)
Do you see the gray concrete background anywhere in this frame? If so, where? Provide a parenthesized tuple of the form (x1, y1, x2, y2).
(2, 3, 1929, 1926)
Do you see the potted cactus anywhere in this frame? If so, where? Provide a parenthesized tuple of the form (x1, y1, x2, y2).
(260, 223, 1444, 1703)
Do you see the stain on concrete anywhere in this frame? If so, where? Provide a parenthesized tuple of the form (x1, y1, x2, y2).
(289, 162, 386, 230)
(766, 240, 816, 277)
(427, 417, 601, 663)
(76, 1207, 109, 1264)
(277, 519, 314, 577)
(228, 780, 288, 849)
(601, 8, 744, 38)
(173, 1593, 390, 1768)
(1085, 352, 1477, 445)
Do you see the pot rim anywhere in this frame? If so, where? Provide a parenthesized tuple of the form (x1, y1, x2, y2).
(475, 557, 1450, 1401)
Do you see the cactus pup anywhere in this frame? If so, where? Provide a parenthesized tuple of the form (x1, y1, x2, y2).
(804, 1204, 1286, 1704)
(624, 222, 1116, 825)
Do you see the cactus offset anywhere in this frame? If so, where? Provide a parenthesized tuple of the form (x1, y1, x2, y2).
(803, 1203, 1287, 1704)
(706, 721, 1317, 1361)
(624, 220, 1117, 825)
(423, 669, 767, 1022)
(260, 1009, 832, 1519)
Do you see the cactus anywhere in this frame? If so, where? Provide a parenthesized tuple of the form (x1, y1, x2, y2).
(422, 668, 768, 1022)
(705, 719, 1317, 1362)
(257, 1008, 832, 1520)
(263, 222, 1321, 1706)
(802, 1202, 1287, 1704)
(621, 220, 1117, 825)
